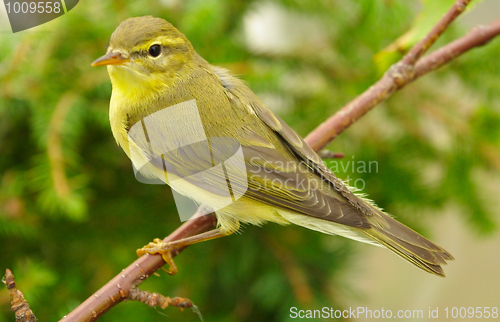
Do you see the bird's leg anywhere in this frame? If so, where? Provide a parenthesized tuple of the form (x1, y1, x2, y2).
(137, 227, 234, 275)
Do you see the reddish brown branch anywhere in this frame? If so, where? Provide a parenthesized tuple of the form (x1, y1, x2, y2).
(56, 1, 500, 321)
(318, 150, 345, 159)
(3, 269, 37, 322)
(402, 0, 471, 65)
(128, 288, 193, 310)
(60, 212, 216, 322)
(415, 18, 500, 78)
(304, 0, 500, 152)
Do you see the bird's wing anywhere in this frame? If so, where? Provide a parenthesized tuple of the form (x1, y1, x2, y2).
(212, 66, 376, 225)
(247, 98, 376, 218)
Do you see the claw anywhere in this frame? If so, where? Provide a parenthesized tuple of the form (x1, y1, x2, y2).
(136, 228, 229, 277)
(137, 238, 178, 275)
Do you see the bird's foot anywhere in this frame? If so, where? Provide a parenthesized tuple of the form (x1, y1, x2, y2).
(137, 238, 178, 275)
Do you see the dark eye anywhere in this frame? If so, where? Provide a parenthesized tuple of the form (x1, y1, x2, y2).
(148, 44, 161, 57)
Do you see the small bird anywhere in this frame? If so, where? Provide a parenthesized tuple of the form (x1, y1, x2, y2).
(92, 16, 453, 276)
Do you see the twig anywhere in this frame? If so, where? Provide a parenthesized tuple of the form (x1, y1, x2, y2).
(318, 150, 345, 159)
(402, 0, 471, 65)
(3, 269, 37, 322)
(128, 288, 193, 310)
(304, 0, 499, 151)
(60, 212, 216, 322)
(127, 288, 203, 321)
(414, 18, 500, 78)
(60, 1, 500, 321)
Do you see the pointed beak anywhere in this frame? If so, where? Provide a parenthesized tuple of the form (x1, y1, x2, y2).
(91, 51, 130, 67)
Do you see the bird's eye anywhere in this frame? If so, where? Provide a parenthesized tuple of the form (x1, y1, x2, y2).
(148, 44, 161, 57)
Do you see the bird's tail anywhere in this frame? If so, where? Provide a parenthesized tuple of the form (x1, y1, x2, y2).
(363, 212, 454, 277)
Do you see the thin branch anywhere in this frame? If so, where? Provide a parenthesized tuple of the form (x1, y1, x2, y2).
(414, 18, 500, 78)
(128, 288, 193, 310)
(402, 0, 471, 65)
(60, 212, 216, 322)
(304, 0, 493, 151)
(59, 1, 500, 321)
(3, 269, 37, 322)
(318, 150, 345, 159)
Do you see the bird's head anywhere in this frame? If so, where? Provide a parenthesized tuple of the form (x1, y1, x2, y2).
(92, 16, 195, 100)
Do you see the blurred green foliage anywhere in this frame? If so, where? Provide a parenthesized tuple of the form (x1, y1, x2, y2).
(1, 0, 499, 321)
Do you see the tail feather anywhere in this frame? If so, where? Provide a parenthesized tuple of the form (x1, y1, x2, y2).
(364, 213, 454, 277)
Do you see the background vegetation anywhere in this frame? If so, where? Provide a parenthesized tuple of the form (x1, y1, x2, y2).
(1, 0, 499, 321)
